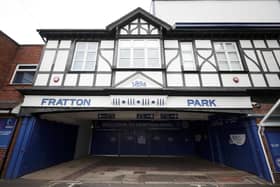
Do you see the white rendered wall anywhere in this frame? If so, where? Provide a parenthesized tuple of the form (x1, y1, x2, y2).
(153, 0, 280, 24)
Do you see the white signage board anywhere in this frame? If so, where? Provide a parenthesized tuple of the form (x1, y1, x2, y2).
(21, 95, 252, 109)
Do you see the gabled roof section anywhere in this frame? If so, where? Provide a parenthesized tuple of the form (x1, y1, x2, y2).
(106, 7, 172, 31)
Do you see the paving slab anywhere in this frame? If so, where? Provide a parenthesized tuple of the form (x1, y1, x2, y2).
(20, 156, 270, 185)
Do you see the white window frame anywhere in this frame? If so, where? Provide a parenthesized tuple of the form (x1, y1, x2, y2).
(214, 42, 243, 71)
(71, 42, 99, 71)
(10, 64, 38, 85)
(117, 39, 161, 68)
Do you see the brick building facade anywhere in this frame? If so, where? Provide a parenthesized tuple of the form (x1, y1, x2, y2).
(0, 31, 43, 176)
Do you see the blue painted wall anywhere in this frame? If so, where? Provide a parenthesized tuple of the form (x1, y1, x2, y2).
(5, 117, 78, 179)
(265, 128, 280, 173)
(206, 116, 272, 182)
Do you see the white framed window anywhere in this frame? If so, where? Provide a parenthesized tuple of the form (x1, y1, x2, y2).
(180, 42, 196, 71)
(214, 42, 243, 71)
(11, 64, 37, 84)
(71, 42, 98, 71)
(117, 39, 161, 68)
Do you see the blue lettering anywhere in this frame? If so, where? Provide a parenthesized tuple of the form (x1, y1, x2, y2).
(41, 98, 48, 105)
(187, 99, 217, 107)
(76, 99, 83, 106)
(201, 99, 208, 106)
(48, 99, 56, 106)
(209, 99, 216, 107)
(84, 99, 91, 106)
(56, 99, 63, 106)
(194, 100, 201, 106)
(70, 99, 75, 106)
(41, 98, 92, 107)
(187, 99, 194, 106)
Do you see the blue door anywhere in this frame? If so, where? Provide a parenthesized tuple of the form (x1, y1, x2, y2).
(119, 129, 148, 155)
(91, 129, 119, 155)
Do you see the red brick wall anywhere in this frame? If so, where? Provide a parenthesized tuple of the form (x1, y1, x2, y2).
(0, 32, 18, 88)
(0, 32, 43, 105)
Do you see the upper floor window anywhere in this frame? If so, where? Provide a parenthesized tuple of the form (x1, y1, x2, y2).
(180, 42, 196, 71)
(117, 39, 161, 68)
(71, 42, 98, 71)
(11, 64, 37, 84)
(214, 42, 243, 71)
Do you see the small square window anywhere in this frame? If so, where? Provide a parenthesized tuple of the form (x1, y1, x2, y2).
(71, 42, 98, 71)
(214, 42, 243, 71)
(117, 39, 161, 68)
(11, 64, 37, 84)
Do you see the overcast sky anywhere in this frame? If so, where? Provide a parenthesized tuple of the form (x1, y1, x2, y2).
(1, 0, 151, 44)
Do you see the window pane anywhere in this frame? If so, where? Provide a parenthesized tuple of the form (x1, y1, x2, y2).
(119, 58, 130, 68)
(86, 52, 97, 61)
(75, 51, 85, 61)
(134, 58, 145, 68)
(72, 61, 83, 71)
(181, 42, 192, 51)
(225, 43, 235, 50)
(118, 39, 161, 68)
(120, 49, 130, 58)
(216, 52, 226, 61)
(228, 52, 239, 61)
(214, 42, 243, 71)
(148, 58, 160, 68)
(134, 48, 145, 58)
(72, 42, 98, 71)
(84, 61, 96, 70)
(13, 72, 35, 84)
(147, 48, 159, 59)
(231, 61, 242, 70)
(218, 61, 230, 70)
(214, 43, 224, 50)
(76, 42, 86, 50)
(88, 43, 98, 51)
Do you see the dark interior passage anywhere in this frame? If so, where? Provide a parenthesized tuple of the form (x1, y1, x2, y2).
(91, 117, 271, 181)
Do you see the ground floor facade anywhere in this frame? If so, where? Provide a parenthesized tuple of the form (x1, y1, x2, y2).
(1, 94, 280, 185)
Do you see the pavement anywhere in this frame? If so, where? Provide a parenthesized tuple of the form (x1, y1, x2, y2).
(0, 156, 279, 187)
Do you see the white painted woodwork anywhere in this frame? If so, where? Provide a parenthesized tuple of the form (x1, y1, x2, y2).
(250, 74, 267, 87)
(195, 40, 212, 48)
(164, 40, 179, 48)
(221, 74, 251, 87)
(46, 40, 58, 48)
(95, 74, 112, 86)
(64, 74, 78, 86)
(184, 74, 200, 87)
(240, 40, 253, 48)
(79, 74, 94, 86)
(266, 74, 280, 87)
(34, 74, 49, 86)
(100, 40, 114, 49)
(142, 72, 163, 84)
(167, 73, 183, 87)
(53, 50, 69, 72)
(201, 74, 220, 87)
(59, 40, 71, 48)
(253, 40, 267, 48)
(39, 50, 56, 71)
